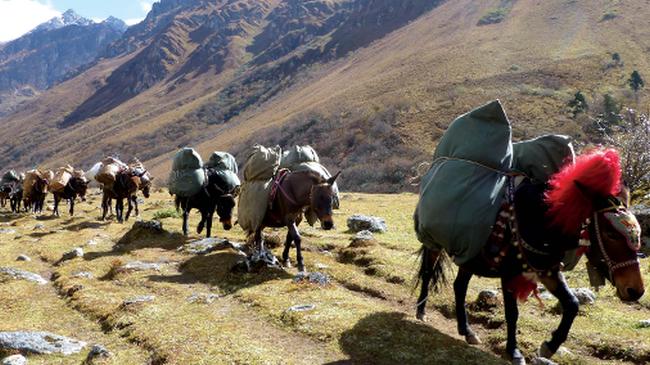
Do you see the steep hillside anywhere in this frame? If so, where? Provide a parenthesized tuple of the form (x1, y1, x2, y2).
(0, 10, 127, 116)
(0, 0, 649, 192)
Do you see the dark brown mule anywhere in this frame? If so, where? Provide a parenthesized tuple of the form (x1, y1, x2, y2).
(52, 176, 88, 216)
(102, 169, 151, 222)
(415, 150, 644, 365)
(254, 169, 340, 272)
(24, 175, 49, 214)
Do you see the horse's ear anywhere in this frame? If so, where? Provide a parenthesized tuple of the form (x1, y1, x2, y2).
(327, 171, 341, 185)
(617, 182, 631, 208)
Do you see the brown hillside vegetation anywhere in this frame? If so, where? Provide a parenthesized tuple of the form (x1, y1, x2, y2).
(0, 0, 649, 192)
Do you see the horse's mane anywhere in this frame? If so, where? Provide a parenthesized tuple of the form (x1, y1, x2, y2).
(545, 148, 622, 233)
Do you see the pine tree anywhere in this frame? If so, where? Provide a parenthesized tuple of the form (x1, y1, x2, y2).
(628, 70, 645, 92)
(568, 91, 588, 117)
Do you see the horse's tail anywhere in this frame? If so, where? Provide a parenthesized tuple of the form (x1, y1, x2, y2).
(416, 246, 451, 293)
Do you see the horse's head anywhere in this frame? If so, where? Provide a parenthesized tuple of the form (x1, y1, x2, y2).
(70, 176, 89, 201)
(216, 192, 236, 231)
(132, 168, 153, 198)
(310, 171, 341, 230)
(584, 187, 644, 301)
(546, 149, 644, 302)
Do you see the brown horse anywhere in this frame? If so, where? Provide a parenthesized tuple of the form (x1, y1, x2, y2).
(253, 169, 340, 272)
(24, 175, 49, 214)
(102, 169, 152, 222)
(415, 150, 644, 364)
(52, 176, 88, 216)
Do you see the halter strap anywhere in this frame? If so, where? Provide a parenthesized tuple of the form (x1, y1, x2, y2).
(593, 212, 640, 275)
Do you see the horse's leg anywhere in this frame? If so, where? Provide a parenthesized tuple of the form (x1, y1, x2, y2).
(53, 194, 60, 217)
(69, 198, 74, 216)
(101, 194, 108, 220)
(501, 277, 526, 365)
(538, 272, 579, 359)
(288, 222, 304, 272)
(125, 196, 133, 221)
(182, 202, 189, 237)
(455, 268, 481, 344)
(282, 230, 292, 267)
(206, 208, 214, 238)
(116, 199, 124, 223)
(254, 227, 264, 253)
(133, 196, 139, 217)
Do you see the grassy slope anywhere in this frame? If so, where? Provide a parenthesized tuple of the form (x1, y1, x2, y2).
(1, 191, 648, 364)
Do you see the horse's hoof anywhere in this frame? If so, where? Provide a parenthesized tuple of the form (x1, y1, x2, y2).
(415, 311, 426, 321)
(465, 332, 481, 345)
(538, 342, 554, 359)
(511, 349, 526, 365)
(283, 259, 292, 268)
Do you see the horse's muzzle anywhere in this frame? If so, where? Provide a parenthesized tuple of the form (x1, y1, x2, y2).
(221, 219, 233, 231)
(321, 220, 334, 230)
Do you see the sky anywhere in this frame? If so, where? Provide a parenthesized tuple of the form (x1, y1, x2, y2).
(0, 0, 160, 42)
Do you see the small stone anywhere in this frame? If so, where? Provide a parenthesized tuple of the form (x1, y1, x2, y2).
(639, 319, 650, 328)
(355, 230, 374, 241)
(72, 271, 94, 279)
(0, 331, 86, 355)
(16, 255, 31, 262)
(476, 289, 500, 309)
(187, 293, 220, 304)
(346, 215, 387, 233)
(1, 354, 27, 365)
(556, 347, 572, 357)
(123, 295, 155, 306)
(0, 228, 16, 234)
(293, 271, 331, 286)
(531, 357, 557, 365)
(287, 304, 315, 312)
(0, 267, 48, 285)
(59, 247, 84, 263)
(117, 261, 161, 273)
(571, 288, 596, 305)
(315, 263, 329, 270)
(33, 223, 45, 231)
(182, 238, 242, 255)
(85, 239, 99, 246)
(86, 344, 111, 361)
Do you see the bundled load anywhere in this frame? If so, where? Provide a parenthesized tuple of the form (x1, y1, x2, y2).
(415, 100, 574, 265)
(1, 170, 20, 185)
(49, 165, 74, 192)
(205, 151, 240, 194)
(238, 145, 282, 234)
(96, 157, 128, 188)
(280, 145, 340, 213)
(85, 162, 103, 187)
(205, 151, 238, 173)
(280, 145, 320, 169)
(23, 169, 47, 196)
(168, 148, 207, 197)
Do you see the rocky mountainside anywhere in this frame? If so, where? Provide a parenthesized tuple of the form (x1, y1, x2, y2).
(0, 0, 649, 192)
(0, 10, 127, 115)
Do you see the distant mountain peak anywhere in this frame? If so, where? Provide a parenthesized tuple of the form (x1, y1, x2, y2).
(103, 16, 128, 32)
(34, 9, 94, 32)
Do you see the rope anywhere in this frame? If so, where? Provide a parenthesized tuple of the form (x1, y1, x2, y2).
(431, 156, 522, 176)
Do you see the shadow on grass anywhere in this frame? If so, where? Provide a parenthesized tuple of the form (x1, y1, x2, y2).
(148, 251, 292, 292)
(84, 221, 186, 261)
(331, 311, 506, 365)
(63, 221, 110, 232)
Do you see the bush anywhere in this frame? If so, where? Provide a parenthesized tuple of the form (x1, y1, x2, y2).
(477, 8, 509, 25)
(152, 209, 181, 220)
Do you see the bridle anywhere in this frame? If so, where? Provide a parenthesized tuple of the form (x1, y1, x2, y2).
(590, 205, 641, 277)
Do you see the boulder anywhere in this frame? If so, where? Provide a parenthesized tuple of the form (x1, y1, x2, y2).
(123, 295, 155, 306)
(347, 215, 387, 233)
(1, 354, 27, 365)
(181, 238, 243, 255)
(117, 261, 161, 273)
(475, 289, 500, 309)
(638, 319, 650, 328)
(16, 255, 31, 262)
(571, 288, 596, 305)
(84, 344, 111, 363)
(0, 331, 86, 355)
(0, 268, 47, 285)
(293, 271, 331, 286)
